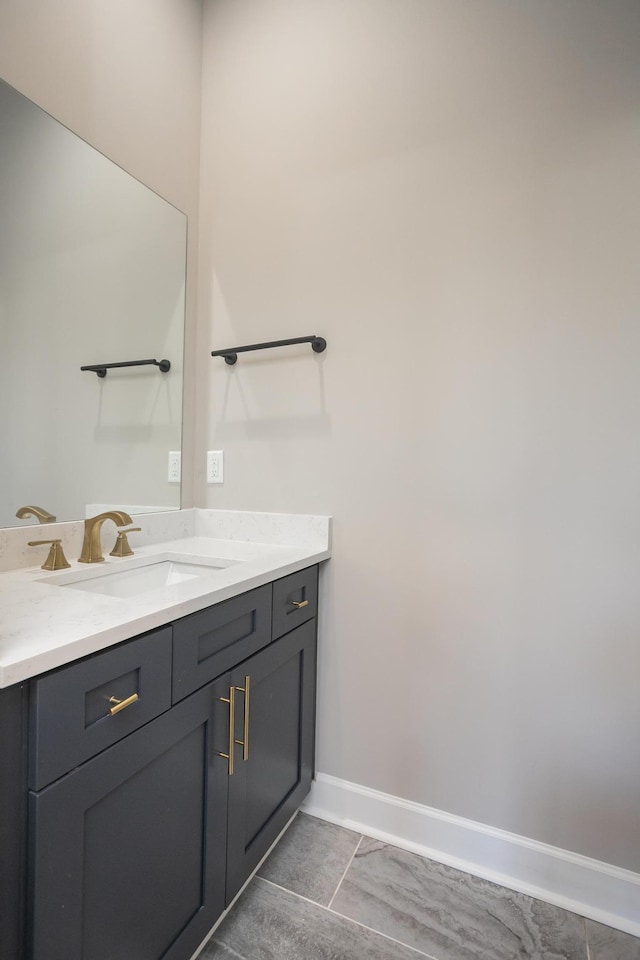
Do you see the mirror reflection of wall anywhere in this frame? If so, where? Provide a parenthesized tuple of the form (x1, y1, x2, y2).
(0, 78, 187, 528)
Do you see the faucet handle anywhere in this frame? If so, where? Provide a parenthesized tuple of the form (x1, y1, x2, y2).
(109, 527, 142, 558)
(28, 539, 71, 571)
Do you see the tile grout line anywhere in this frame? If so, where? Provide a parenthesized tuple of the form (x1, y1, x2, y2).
(206, 940, 246, 960)
(584, 917, 591, 960)
(328, 903, 441, 960)
(327, 834, 363, 911)
(256, 876, 440, 960)
(258, 874, 344, 914)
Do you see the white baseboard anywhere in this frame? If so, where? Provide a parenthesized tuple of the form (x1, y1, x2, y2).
(302, 773, 640, 937)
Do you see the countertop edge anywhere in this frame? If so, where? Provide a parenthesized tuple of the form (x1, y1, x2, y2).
(0, 543, 330, 688)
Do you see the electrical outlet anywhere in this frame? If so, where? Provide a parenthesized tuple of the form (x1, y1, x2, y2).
(207, 450, 224, 484)
(168, 451, 181, 483)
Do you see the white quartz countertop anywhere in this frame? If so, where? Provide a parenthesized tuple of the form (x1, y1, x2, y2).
(0, 534, 330, 687)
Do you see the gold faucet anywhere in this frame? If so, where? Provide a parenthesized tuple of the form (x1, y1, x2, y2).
(16, 505, 56, 523)
(78, 511, 134, 563)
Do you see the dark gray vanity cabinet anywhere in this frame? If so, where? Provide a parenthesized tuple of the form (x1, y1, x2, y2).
(11, 564, 320, 960)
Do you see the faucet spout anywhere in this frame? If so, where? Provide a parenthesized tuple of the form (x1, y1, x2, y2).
(16, 504, 56, 524)
(78, 511, 134, 564)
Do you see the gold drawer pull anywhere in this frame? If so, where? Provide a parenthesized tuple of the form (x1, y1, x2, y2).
(218, 686, 236, 776)
(108, 693, 139, 716)
(234, 675, 250, 761)
(290, 599, 308, 609)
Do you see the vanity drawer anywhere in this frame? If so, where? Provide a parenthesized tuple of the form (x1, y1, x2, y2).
(29, 627, 173, 791)
(172, 584, 272, 702)
(272, 566, 318, 640)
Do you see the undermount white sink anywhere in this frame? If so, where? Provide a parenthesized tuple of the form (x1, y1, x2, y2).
(44, 558, 236, 599)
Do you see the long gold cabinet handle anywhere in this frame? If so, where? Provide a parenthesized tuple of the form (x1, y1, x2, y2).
(290, 599, 308, 609)
(234, 676, 250, 761)
(218, 686, 236, 776)
(108, 693, 139, 716)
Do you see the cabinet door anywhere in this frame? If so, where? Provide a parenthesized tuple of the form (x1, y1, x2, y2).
(29, 679, 229, 960)
(225, 619, 317, 903)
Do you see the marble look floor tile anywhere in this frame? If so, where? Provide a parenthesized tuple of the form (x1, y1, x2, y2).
(331, 837, 588, 960)
(257, 812, 361, 906)
(585, 920, 640, 960)
(199, 877, 430, 960)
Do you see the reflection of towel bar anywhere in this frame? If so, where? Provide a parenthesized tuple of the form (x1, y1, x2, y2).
(81, 359, 171, 378)
(211, 336, 327, 366)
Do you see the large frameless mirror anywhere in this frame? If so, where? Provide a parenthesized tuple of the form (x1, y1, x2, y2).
(0, 78, 186, 528)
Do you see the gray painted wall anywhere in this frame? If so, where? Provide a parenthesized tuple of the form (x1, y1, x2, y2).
(197, 0, 640, 872)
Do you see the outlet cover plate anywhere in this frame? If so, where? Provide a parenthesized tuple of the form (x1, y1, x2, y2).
(168, 451, 181, 483)
(207, 450, 224, 484)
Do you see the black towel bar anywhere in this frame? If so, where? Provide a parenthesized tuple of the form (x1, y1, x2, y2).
(81, 359, 171, 378)
(211, 336, 326, 365)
